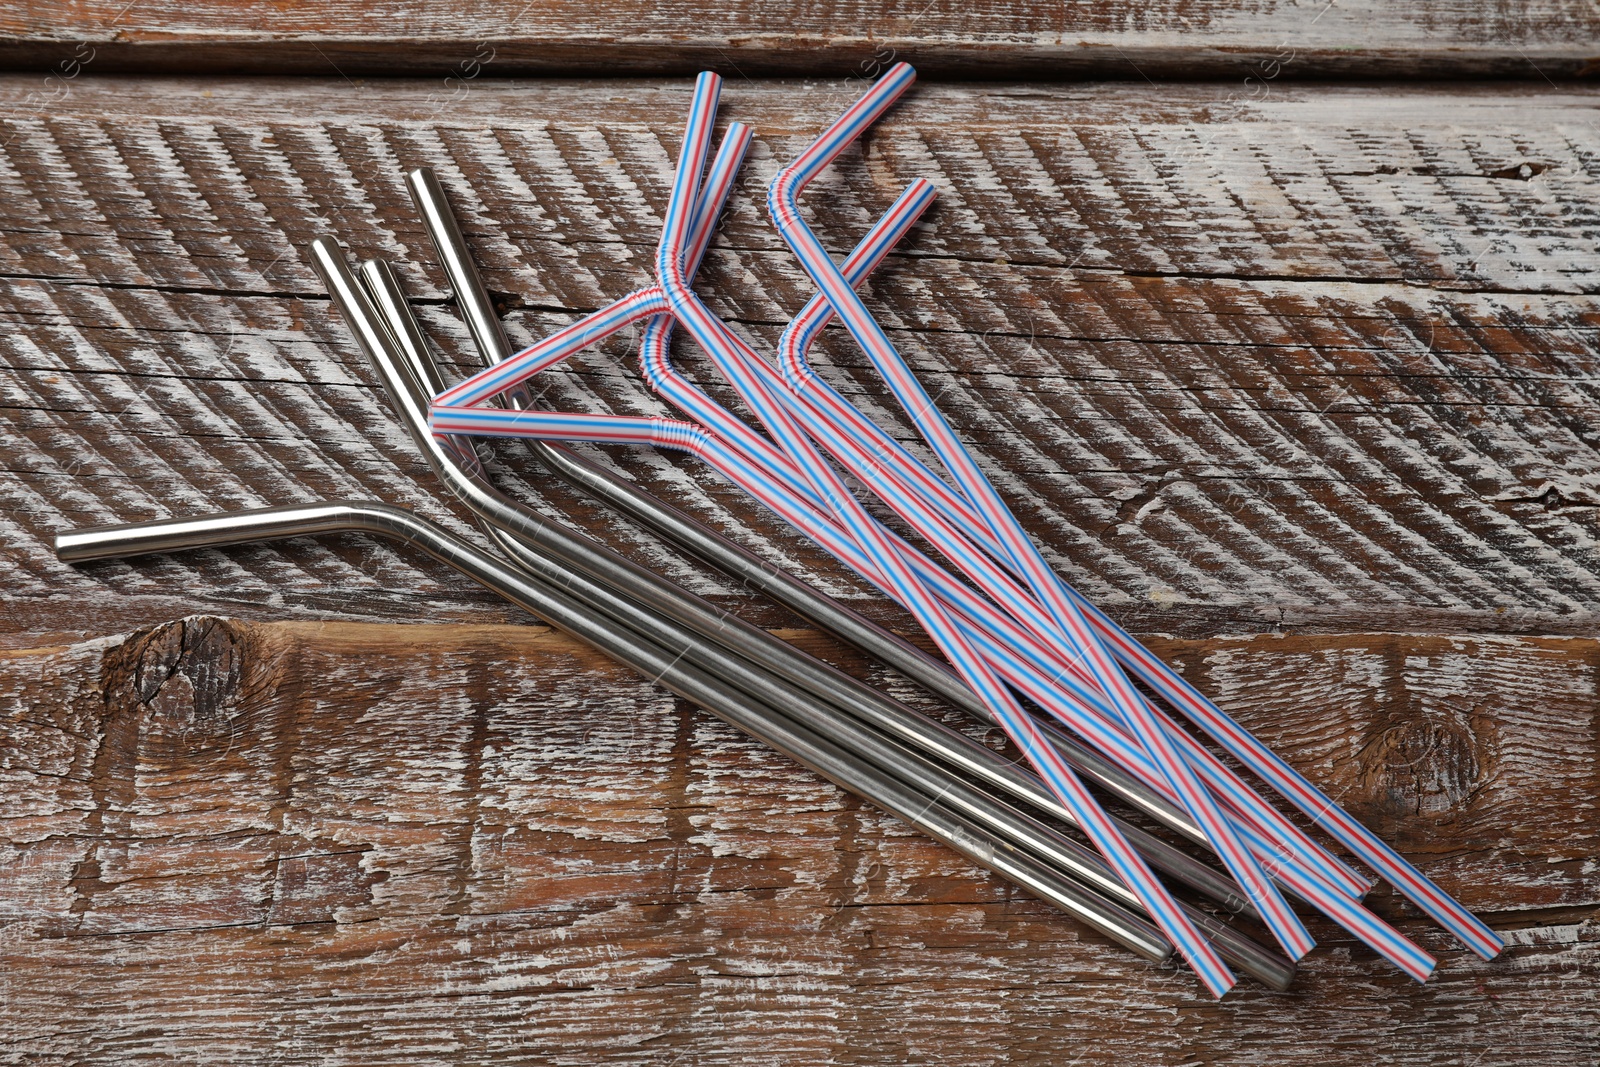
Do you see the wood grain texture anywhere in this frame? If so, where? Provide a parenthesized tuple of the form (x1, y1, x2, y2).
(3, 70, 1599, 1064)
(2, 1, 1598, 79)
(1, 616, 1596, 1064)
(3, 77, 1600, 641)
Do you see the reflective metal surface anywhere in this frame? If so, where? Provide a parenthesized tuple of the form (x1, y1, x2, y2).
(341, 244, 1290, 986)
(55, 499, 1175, 966)
(403, 166, 1232, 870)
(356, 245, 1253, 901)
(56, 230, 1297, 989)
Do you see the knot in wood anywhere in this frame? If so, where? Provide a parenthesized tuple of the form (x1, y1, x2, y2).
(101, 615, 253, 756)
(1369, 710, 1488, 818)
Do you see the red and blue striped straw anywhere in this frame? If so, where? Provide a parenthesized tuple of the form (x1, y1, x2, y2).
(771, 183, 1378, 903)
(766, 63, 1499, 962)
(425, 72, 1448, 982)
(764, 64, 1317, 964)
(654, 89, 1246, 996)
(432, 75, 1408, 979)
(634, 113, 755, 465)
(424, 133, 830, 517)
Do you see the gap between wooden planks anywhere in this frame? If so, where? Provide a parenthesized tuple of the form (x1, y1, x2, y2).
(1, 615, 1596, 1062)
(0, 0, 1595, 79)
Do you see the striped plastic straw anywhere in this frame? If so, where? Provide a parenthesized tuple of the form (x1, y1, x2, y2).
(766, 62, 1501, 963)
(427, 69, 1466, 983)
(438, 71, 1242, 996)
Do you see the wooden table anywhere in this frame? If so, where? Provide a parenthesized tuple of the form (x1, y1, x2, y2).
(2, 6, 1598, 1063)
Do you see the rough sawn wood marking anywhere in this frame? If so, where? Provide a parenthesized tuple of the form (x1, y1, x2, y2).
(0, 72, 1598, 1064)
(2, 78, 1600, 641)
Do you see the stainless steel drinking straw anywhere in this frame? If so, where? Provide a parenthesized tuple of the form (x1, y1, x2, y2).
(348, 250, 1295, 988)
(55, 499, 1174, 962)
(324, 235, 1252, 905)
(402, 167, 1251, 869)
(45, 242, 1294, 989)
(57, 491, 1296, 986)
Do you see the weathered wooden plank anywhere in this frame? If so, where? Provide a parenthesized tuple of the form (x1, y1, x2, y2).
(2, 77, 1598, 641)
(2, 1, 1597, 79)
(1, 616, 1595, 1063)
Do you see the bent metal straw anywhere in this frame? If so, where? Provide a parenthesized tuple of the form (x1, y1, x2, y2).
(423, 70, 1480, 988)
(400, 168, 1272, 906)
(52, 500, 1178, 968)
(55, 237, 1296, 987)
(348, 253, 1293, 989)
